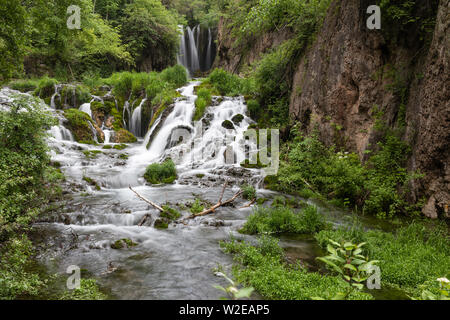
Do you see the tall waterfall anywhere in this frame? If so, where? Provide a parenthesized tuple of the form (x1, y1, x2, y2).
(177, 25, 216, 76)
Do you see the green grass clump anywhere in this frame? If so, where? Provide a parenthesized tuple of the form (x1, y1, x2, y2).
(242, 185, 256, 200)
(143, 159, 177, 185)
(160, 64, 188, 88)
(9, 79, 39, 92)
(34, 76, 58, 99)
(64, 109, 95, 143)
(220, 236, 372, 300)
(111, 238, 137, 249)
(190, 199, 205, 214)
(240, 205, 328, 235)
(193, 88, 212, 121)
(161, 205, 181, 220)
(82, 150, 102, 159)
(59, 279, 107, 300)
(315, 221, 450, 291)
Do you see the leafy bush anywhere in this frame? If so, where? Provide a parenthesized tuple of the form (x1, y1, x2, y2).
(275, 129, 420, 218)
(144, 159, 177, 184)
(35, 76, 58, 99)
(190, 199, 204, 214)
(220, 236, 372, 300)
(160, 65, 188, 88)
(207, 68, 243, 96)
(315, 222, 450, 290)
(242, 185, 256, 200)
(8, 79, 39, 92)
(240, 205, 327, 235)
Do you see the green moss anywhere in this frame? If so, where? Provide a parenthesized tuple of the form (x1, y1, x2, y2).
(113, 143, 128, 150)
(154, 218, 169, 229)
(64, 109, 95, 143)
(144, 159, 177, 185)
(9, 79, 39, 92)
(35, 76, 58, 99)
(110, 107, 123, 131)
(161, 205, 181, 220)
(232, 114, 244, 125)
(82, 150, 102, 159)
(190, 199, 204, 214)
(114, 129, 137, 143)
(221, 120, 234, 130)
(82, 176, 101, 190)
(111, 238, 137, 249)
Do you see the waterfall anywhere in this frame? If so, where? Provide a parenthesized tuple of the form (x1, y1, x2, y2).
(178, 25, 216, 76)
(187, 26, 200, 73)
(50, 125, 74, 141)
(50, 84, 62, 109)
(129, 98, 147, 138)
(79, 103, 92, 118)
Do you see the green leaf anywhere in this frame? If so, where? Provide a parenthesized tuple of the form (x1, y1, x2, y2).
(344, 264, 357, 271)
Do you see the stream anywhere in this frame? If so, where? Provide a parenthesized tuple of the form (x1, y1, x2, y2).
(1, 81, 406, 300)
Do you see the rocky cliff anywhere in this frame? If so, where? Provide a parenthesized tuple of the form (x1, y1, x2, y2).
(215, 0, 449, 218)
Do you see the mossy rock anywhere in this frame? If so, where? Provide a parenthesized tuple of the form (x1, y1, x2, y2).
(231, 114, 244, 125)
(36, 77, 58, 99)
(82, 176, 101, 190)
(154, 218, 169, 229)
(60, 85, 91, 108)
(161, 205, 181, 220)
(222, 120, 235, 130)
(114, 129, 137, 143)
(113, 143, 128, 150)
(111, 238, 138, 249)
(64, 109, 95, 143)
(82, 150, 102, 159)
(110, 107, 123, 131)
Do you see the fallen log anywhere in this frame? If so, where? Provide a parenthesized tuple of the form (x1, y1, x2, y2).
(185, 180, 243, 219)
(129, 185, 164, 212)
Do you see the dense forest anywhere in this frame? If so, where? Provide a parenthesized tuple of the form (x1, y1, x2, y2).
(0, 0, 448, 302)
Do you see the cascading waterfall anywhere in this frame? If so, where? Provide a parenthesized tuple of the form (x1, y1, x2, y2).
(79, 102, 92, 118)
(129, 98, 147, 138)
(177, 25, 216, 76)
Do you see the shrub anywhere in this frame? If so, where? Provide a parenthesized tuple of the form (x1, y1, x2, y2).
(190, 199, 204, 214)
(160, 64, 188, 88)
(242, 185, 256, 200)
(144, 159, 177, 184)
(193, 97, 208, 121)
(315, 221, 450, 290)
(240, 205, 327, 235)
(208, 68, 242, 96)
(59, 279, 107, 300)
(8, 79, 39, 92)
(35, 76, 58, 99)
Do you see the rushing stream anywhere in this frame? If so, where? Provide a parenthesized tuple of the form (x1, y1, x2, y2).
(1, 82, 406, 300)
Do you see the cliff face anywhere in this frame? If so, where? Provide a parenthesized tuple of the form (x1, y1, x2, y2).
(215, 0, 449, 218)
(213, 17, 292, 73)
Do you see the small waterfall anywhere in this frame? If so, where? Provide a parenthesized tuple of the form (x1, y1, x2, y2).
(123, 100, 130, 129)
(129, 98, 147, 138)
(79, 103, 92, 118)
(187, 26, 200, 73)
(205, 28, 213, 71)
(50, 125, 74, 142)
(50, 84, 62, 109)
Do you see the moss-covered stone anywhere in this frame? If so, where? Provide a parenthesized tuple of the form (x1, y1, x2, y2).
(111, 238, 138, 249)
(160, 205, 181, 220)
(113, 129, 137, 143)
(154, 218, 169, 229)
(60, 85, 91, 108)
(82, 176, 101, 190)
(222, 120, 235, 130)
(231, 114, 244, 125)
(64, 109, 95, 143)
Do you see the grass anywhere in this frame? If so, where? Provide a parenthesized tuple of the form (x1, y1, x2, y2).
(143, 159, 177, 185)
(315, 221, 450, 293)
(240, 205, 328, 235)
(220, 236, 372, 300)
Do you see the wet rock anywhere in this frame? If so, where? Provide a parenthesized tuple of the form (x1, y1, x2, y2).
(231, 114, 244, 125)
(221, 120, 234, 130)
(154, 218, 170, 229)
(111, 238, 138, 249)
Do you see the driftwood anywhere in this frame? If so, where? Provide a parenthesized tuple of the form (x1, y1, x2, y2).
(239, 198, 256, 209)
(138, 214, 152, 226)
(129, 185, 164, 212)
(185, 180, 243, 220)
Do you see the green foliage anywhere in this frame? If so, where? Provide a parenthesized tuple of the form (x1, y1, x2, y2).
(220, 236, 372, 300)
(111, 238, 137, 249)
(193, 88, 212, 121)
(63, 109, 95, 143)
(0, 235, 46, 299)
(161, 206, 181, 220)
(190, 199, 205, 214)
(0, 0, 28, 82)
(160, 65, 188, 88)
(144, 159, 177, 184)
(0, 96, 55, 234)
(240, 205, 327, 235)
(59, 279, 107, 300)
(114, 129, 137, 143)
(207, 69, 244, 96)
(8, 79, 39, 93)
(242, 185, 256, 200)
(317, 240, 379, 290)
(35, 77, 58, 99)
(315, 222, 450, 290)
(275, 129, 420, 218)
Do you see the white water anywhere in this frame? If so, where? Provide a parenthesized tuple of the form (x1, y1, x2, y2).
(129, 98, 147, 137)
(187, 26, 200, 73)
(178, 25, 215, 75)
(79, 103, 92, 118)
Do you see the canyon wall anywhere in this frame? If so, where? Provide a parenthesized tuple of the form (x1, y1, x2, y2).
(215, 0, 449, 218)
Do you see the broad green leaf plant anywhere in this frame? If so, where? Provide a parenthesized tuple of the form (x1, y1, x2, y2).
(214, 272, 254, 300)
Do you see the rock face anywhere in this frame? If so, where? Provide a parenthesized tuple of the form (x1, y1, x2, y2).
(214, 0, 449, 218)
(213, 16, 293, 73)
